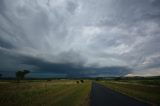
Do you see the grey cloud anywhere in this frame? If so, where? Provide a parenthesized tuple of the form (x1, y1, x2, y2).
(0, 37, 14, 49)
(66, 1, 78, 14)
(144, 55, 160, 69)
(151, 0, 160, 7)
(0, 0, 160, 77)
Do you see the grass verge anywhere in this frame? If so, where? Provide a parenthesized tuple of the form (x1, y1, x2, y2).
(99, 80, 160, 106)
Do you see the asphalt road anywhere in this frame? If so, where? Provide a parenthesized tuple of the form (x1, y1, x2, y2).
(90, 82, 150, 106)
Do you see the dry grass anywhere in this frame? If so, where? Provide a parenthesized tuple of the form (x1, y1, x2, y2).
(0, 80, 91, 106)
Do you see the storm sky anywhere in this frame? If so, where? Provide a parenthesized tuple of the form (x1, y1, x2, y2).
(0, 0, 160, 77)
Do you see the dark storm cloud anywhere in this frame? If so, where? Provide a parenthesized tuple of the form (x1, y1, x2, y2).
(0, 0, 160, 77)
(0, 48, 130, 77)
(22, 55, 131, 77)
(0, 37, 14, 49)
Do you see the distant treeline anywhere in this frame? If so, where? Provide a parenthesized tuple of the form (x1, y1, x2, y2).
(1, 76, 160, 81)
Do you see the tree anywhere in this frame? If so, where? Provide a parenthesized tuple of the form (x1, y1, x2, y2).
(16, 70, 30, 82)
(76, 81, 79, 84)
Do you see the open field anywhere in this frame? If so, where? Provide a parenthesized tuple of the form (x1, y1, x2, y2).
(0, 80, 91, 106)
(99, 79, 160, 105)
(1, 78, 159, 106)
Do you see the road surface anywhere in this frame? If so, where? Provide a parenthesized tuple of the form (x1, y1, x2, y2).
(90, 82, 150, 106)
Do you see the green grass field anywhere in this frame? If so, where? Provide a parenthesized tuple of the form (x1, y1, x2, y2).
(0, 80, 91, 106)
(99, 80, 160, 105)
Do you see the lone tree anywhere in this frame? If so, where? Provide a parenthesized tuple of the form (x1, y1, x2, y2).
(16, 70, 30, 82)
(76, 81, 79, 84)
